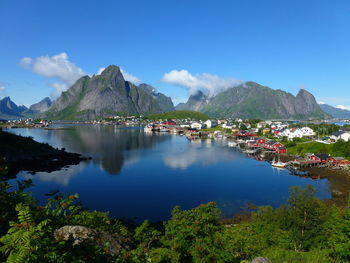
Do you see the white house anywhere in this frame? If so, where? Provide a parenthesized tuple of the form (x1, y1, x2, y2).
(300, 127, 316, 137)
(278, 127, 315, 140)
(204, 119, 218, 128)
(279, 128, 303, 140)
(257, 122, 266, 128)
(191, 122, 203, 130)
(331, 131, 350, 142)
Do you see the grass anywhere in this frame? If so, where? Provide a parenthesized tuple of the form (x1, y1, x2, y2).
(147, 110, 209, 120)
(287, 140, 350, 159)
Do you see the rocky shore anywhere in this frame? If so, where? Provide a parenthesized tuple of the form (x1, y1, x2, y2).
(4, 150, 90, 178)
(0, 129, 90, 178)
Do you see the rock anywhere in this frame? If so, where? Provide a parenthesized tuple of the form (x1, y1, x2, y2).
(54, 225, 130, 256)
(54, 225, 96, 246)
(250, 257, 272, 263)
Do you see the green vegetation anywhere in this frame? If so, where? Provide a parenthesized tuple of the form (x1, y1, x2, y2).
(289, 123, 340, 137)
(287, 140, 350, 158)
(147, 110, 209, 120)
(1, 153, 350, 263)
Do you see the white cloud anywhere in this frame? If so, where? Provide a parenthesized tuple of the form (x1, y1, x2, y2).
(318, 101, 326, 105)
(0, 82, 8, 95)
(120, 68, 141, 85)
(161, 69, 243, 97)
(336, 105, 350, 111)
(97, 67, 105, 75)
(19, 52, 86, 97)
(49, 82, 69, 98)
(20, 52, 142, 97)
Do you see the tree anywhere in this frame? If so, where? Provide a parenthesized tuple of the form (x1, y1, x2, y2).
(161, 202, 222, 262)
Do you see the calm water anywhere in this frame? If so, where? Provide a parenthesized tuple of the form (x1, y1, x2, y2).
(8, 125, 330, 221)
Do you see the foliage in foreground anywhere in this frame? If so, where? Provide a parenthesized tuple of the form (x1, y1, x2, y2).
(1, 160, 350, 262)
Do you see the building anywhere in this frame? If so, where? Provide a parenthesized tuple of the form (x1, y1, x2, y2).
(278, 127, 315, 140)
(204, 119, 218, 128)
(330, 131, 350, 142)
(300, 127, 316, 137)
(191, 122, 203, 130)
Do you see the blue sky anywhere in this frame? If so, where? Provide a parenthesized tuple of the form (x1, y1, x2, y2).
(0, 0, 349, 108)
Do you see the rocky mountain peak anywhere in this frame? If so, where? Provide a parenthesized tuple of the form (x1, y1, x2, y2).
(44, 64, 175, 119)
(0, 96, 29, 117)
(296, 88, 313, 98)
(100, 65, 124, 82)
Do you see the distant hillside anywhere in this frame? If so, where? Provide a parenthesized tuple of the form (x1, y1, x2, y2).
(147, 110, 209, 120)
(319, 104, 350, 119)
(45, 65, 175, 120)
(29, 97, 52, 113)
(177, 82, 329, 120)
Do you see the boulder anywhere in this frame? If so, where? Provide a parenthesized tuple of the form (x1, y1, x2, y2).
(250, 257, 272, 263)
(54, 225, 130, 256)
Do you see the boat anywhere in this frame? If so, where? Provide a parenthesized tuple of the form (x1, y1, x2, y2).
(244, 149, 258, 154)
(271, 159, 287, 168)
(159, 127, 170, 132)
(144, 126, 153, 132)
(227, 141, 237, 147)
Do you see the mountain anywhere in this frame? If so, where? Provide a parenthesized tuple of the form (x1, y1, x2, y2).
(45, 65, 175, 120)
(320, 104, 350, 119)
(177, 82, 329, 120)
(138, 84, 174, 112)
(29, 97, 52, 113)
(176, 90, 208, 111)
(0, 97, 30, 118)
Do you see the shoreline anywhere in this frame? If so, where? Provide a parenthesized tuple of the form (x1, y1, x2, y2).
(0, 129, 91, 179)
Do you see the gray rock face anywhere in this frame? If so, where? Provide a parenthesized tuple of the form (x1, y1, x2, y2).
(29, 97, 52, 113)
(54, 225, 130, 256)
(138, 83, 174, 112)
(177, 82, 329, 120)
(45, 65, 174, 119)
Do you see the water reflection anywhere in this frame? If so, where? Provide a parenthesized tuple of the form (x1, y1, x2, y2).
(10, 126, 170, 176)
(163, 139, 240, 170)
(19, 162, 88, 186)
(7, 126, 332, 221)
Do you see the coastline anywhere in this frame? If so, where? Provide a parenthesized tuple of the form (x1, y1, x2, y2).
(0, 129, 90, 178)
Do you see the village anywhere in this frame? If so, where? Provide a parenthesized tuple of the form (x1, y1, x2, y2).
(2, 115, 350, 174)
(143, 117, 350, 174)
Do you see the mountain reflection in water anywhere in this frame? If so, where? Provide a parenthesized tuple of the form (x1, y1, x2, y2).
(8, 125, 331, 221)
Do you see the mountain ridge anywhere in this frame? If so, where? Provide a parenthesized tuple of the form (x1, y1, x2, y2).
(176, 82, 329, 120)
(319, 104, 350, 119)
(0, 97, 30, 118)
(44, 65, 175, 120)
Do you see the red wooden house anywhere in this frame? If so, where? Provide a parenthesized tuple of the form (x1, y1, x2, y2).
(308, 154, 332, 163)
